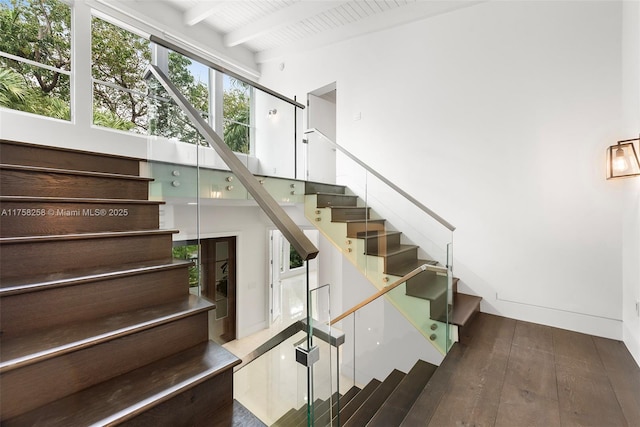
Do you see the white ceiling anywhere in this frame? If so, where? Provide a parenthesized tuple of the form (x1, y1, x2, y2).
(158, 0, 481, 63)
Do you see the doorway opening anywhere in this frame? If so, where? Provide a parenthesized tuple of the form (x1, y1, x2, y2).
(172, 236, 237, 345)
(269, 229, 320, 327)
(306, 83, 337, 184)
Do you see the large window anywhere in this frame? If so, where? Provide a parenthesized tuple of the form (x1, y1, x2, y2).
(0, 0, 71, 120)
(91, 16, 151, 132)
(1, 1, 254, 154)
(223, 75, 251, 154)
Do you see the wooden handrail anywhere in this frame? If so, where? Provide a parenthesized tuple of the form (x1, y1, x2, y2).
(329, 263, 445, 325)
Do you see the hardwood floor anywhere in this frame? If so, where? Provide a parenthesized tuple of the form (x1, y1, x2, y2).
(420, 313, 640, 426)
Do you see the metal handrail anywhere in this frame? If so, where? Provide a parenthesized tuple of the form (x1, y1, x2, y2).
(150, 35, 304, 110)
(329, 263, 446, 326)
(147, 65, 318, 260)
(304, 128, 456, 232)
(234, 319, 345, 371)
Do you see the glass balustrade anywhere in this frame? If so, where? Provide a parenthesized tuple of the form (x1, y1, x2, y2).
(304, 129, 455, 355)
(329, 265, 446, 408)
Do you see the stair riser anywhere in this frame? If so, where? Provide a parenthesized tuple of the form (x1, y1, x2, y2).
(0, 233, 173, 281)
(331, 208, 370, 222)
(364, 234, 402, 256)
(0, 169, 149, 200)
(0, 140, 141, 175)
(384, 248, 419, 273)
(316, 194, 358, 208)
(0, 201, 160, 237)
(346, 221, 385, 238)
(121, 368, 235, 426)
(406, 275, 448, 322)
(1, 313, 209, 420)
(343, 370, 405, 427)
(0, 267, 189, 338)
(305, 182, 346, 195)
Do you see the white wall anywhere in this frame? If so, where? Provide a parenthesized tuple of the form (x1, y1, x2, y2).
(259, 1, 628, 340)
(254, 92, 297, 178)
(163, 203, 314, 338)
(621, 0, 640, 366)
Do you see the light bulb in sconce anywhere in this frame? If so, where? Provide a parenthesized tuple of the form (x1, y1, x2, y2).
(613, 146, 629, 172)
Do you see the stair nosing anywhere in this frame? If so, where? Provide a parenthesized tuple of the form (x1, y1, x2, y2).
(329, 206, 370, 210)
(367, 361, 437, 427)
(0, 229, 179, 244)
(0, 163, 152, 181)
(0, 196, 165, 205)
(4, 341, 241, 426)
(451, 293, 483, 327)
(382, 244, 419, 257)
(0, 295, 214, 373)
(0, 139, 147, 162)
(0, 259, 192, 296)
(315, 192, 358, 197)
(358, 230, 402, 239)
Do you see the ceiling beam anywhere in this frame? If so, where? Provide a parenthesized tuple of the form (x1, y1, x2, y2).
(184, 1, 228, 27)
(224, 1, 346, 47)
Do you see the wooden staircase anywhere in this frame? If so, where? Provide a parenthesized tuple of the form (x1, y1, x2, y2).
(305, 182, 482, 343)
(272, 359, 438, 427)
(0, 140, 249, 425)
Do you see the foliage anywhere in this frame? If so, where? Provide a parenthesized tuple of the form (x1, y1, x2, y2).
(0, 0, 252, 150)
(172, 245, 200, 287)
(91, 16, 151, 131)
(0, 0, 70, 118)
(148, 52, 209, 144)
(0, 66, 26, 107)
(223, 78, 251, 154)
(289, 245, 304, 269)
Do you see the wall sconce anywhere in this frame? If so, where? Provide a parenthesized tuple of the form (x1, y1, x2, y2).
(607, 136, 640, 179)
(268, 109, 277, 117)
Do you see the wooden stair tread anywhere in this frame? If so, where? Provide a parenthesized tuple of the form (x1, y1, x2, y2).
(2, 341, 241, 427)
(450, 292, 482, 327)
(339, 219, 385, 224)
(338, 378, 382, 424)
(0, 259, 190, 295)
(380, 244, 418, 257)
(344, 369, 406, 427)
(400, 344, 465, 426)
(357, 230, 402, 239)
(0, 139, 145, 162)
(386, 258, 439, 276)
(0, 295, 213, 372)
(0, 163, 152, 181)
(314, 192, 357, 198)
(337, 385, 361, 411)
(0, 228, 178, 244)
(304, 182, 347, 195)
(367, 360, 438, 427)
(0, 195, 164, 205)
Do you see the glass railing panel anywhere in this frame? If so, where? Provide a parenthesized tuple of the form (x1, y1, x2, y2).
(331, 267, 447, 399)
(308, 284, 341, 426)
(234, 330, 309, 425)
(305, 129, 455, 355)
